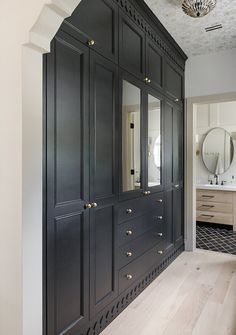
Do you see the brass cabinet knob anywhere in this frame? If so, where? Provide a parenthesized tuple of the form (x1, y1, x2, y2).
(157, 232, 163, 237)
(84, 203, 92, 209)
(157, 250, 163, 255)
(144, 77, 149, 83)
(157, 199, 163, 203)
(126, 230, 133, 236)
(126, 251, 133, 257)
(147, 191, 151, 195)
(88, 39, 95, 46)
(157, 216, 163, 220)
(144, 191, 149, 196)
(175, 98, 179, 102)
(174, 184, 180, 189)
(91, 202, 98, 208)
(147, 79, 151, 83)
(126, 208, 133, 214)
(126, 274, 133, 280)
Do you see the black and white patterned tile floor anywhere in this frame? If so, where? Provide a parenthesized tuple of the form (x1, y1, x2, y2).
(196, 224, 236, 255)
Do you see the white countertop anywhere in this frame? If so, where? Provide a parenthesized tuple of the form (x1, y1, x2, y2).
(196, 184, 236, 192)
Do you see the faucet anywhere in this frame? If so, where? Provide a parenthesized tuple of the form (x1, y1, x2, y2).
(214, 174, 219, 185)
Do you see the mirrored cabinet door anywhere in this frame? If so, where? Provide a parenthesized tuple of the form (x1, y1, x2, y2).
(122, 80, 142, 192)
(147, 94, 162, 188)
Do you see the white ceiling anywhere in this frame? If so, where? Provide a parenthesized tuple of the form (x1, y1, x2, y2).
(145, 0, 236, 57)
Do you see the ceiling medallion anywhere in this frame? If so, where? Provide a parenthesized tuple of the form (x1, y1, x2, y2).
(182, 0, 217, 18)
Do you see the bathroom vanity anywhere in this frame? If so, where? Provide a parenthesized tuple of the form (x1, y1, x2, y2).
(197, 186, 236, 231)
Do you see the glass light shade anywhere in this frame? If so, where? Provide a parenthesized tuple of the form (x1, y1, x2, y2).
(182, 0, 217, 18)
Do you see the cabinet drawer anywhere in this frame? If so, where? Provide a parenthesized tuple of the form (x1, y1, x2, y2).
(197, 201, 233, 214)
(197, 190, 233, 203)
(118, 224, 164, 269)
(117, 193, 164, 224)
(118, 212, 164, 246)
(119, 241, 165, 293)
(197, 211, 233, 225)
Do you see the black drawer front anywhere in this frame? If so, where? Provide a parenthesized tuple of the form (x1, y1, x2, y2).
(119, 241, 165, 293)
(118, 211, 164, 246)
(117, 192, 164, 224)
(118, 224, 165, 269)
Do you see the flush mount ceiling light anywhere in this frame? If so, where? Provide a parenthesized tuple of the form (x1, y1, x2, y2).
(182, 0, 217, 18)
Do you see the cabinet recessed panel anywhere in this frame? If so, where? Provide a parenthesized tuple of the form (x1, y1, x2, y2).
(148, 95, 162, 188)
(67, 0, 118, 61)
(90, 205, 117, 316)
(166, 63, 182, 101)
(54, 39, 84, 205)
(54, 213, 89, 334)
(119, 15, 145, 79)
(122, 80, 141, 192)
(146, 40, 163, 89)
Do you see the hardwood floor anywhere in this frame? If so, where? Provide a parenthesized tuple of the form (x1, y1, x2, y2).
(101, 250, 236, 335)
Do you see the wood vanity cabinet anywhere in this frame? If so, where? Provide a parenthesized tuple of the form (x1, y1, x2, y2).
(197, 189, 236, 231)
(44, 0, 187, 334)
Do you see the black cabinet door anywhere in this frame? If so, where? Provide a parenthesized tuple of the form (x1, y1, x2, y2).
(146, 37, 163, 91)
(65, 0, 118, 62)
(119, 11, 145, 80)
(89, 51, 119, 317)
(45, 31, 90, 335)
(165, 61, 183, 104)
(173, 106, 184, 246)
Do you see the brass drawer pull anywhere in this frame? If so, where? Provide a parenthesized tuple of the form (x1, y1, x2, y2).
(157, 199, 163, 203)
(88, 39, 95, 46)
(157, 232, 163, 237)
(200, 214, 214, 219)
(126, 208, 133, 214)
(157, 216, 163, 220)
(126, 274, 133, 280)
(144, 77, 151, 84)
(126, 251, 133, 257)
(175, 98, 179, 102)
(157, 250, 163, 255)
(174, 184, 180, 189)
(202, 195, 214, 198)
(126, 230, 133, 236)
(201, 205, 215, 208)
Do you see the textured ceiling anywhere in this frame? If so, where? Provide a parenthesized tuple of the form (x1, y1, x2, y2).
(145, 0, 236, 56)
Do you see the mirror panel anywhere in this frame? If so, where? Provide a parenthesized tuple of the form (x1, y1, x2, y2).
(147, 95, 161, 187)
(122, 80, 141, 192)
(202, 127, 234, 175)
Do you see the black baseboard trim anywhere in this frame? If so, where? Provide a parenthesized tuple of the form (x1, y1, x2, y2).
(80, 243, 184, 335)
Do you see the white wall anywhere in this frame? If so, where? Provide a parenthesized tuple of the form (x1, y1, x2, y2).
(186, 48, 236, 98)
(0, 1, 81, 335)
(196, 101, 236, 184)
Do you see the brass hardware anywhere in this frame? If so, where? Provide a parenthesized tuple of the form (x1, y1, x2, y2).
(84, 203, 92, 209)
(175, 98, 179, 102)
(144, 77, 149, 83)
(126, 230, 133, 236)
(144, 191, 149, 195)
(126, 208, 133, 214)
(157, 250, 163, 255)
(147, 79, 151, 83)
(174, 184, 180, 189)
(88, 39, 95, 46)
(157, 199, 163, 203)
(126, 251, 133, 257)
(157, 232, 163, 237)
(126, 274, 133, 280)
(200, 214, 214, 219)
(201, 205, 214, 208)
(157, 216, 163, 220)
(202, 195, 214, 198)
(91, 202, 98, 208)
(147, 191, 151, 195)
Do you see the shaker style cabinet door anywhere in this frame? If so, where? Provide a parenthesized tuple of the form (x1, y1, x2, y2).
(45, 31, 90, 335)
(173, 106, 184, 246)
(146, 37, 163, 91)
(119, 11, 145, 80)
(89, 51, 119, 317)
(165, 61, 183, 104)
(65, 0, 118, 62)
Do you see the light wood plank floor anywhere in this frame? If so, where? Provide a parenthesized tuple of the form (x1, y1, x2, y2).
(101, 250, 236, 335)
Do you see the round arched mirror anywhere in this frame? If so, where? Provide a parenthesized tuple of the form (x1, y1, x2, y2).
(202, 127, 234, 175)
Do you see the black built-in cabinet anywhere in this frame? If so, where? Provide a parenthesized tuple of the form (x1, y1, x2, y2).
(44, 0, 187, 334)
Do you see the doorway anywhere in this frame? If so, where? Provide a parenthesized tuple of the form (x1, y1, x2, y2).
(185, 92, 236, 255)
